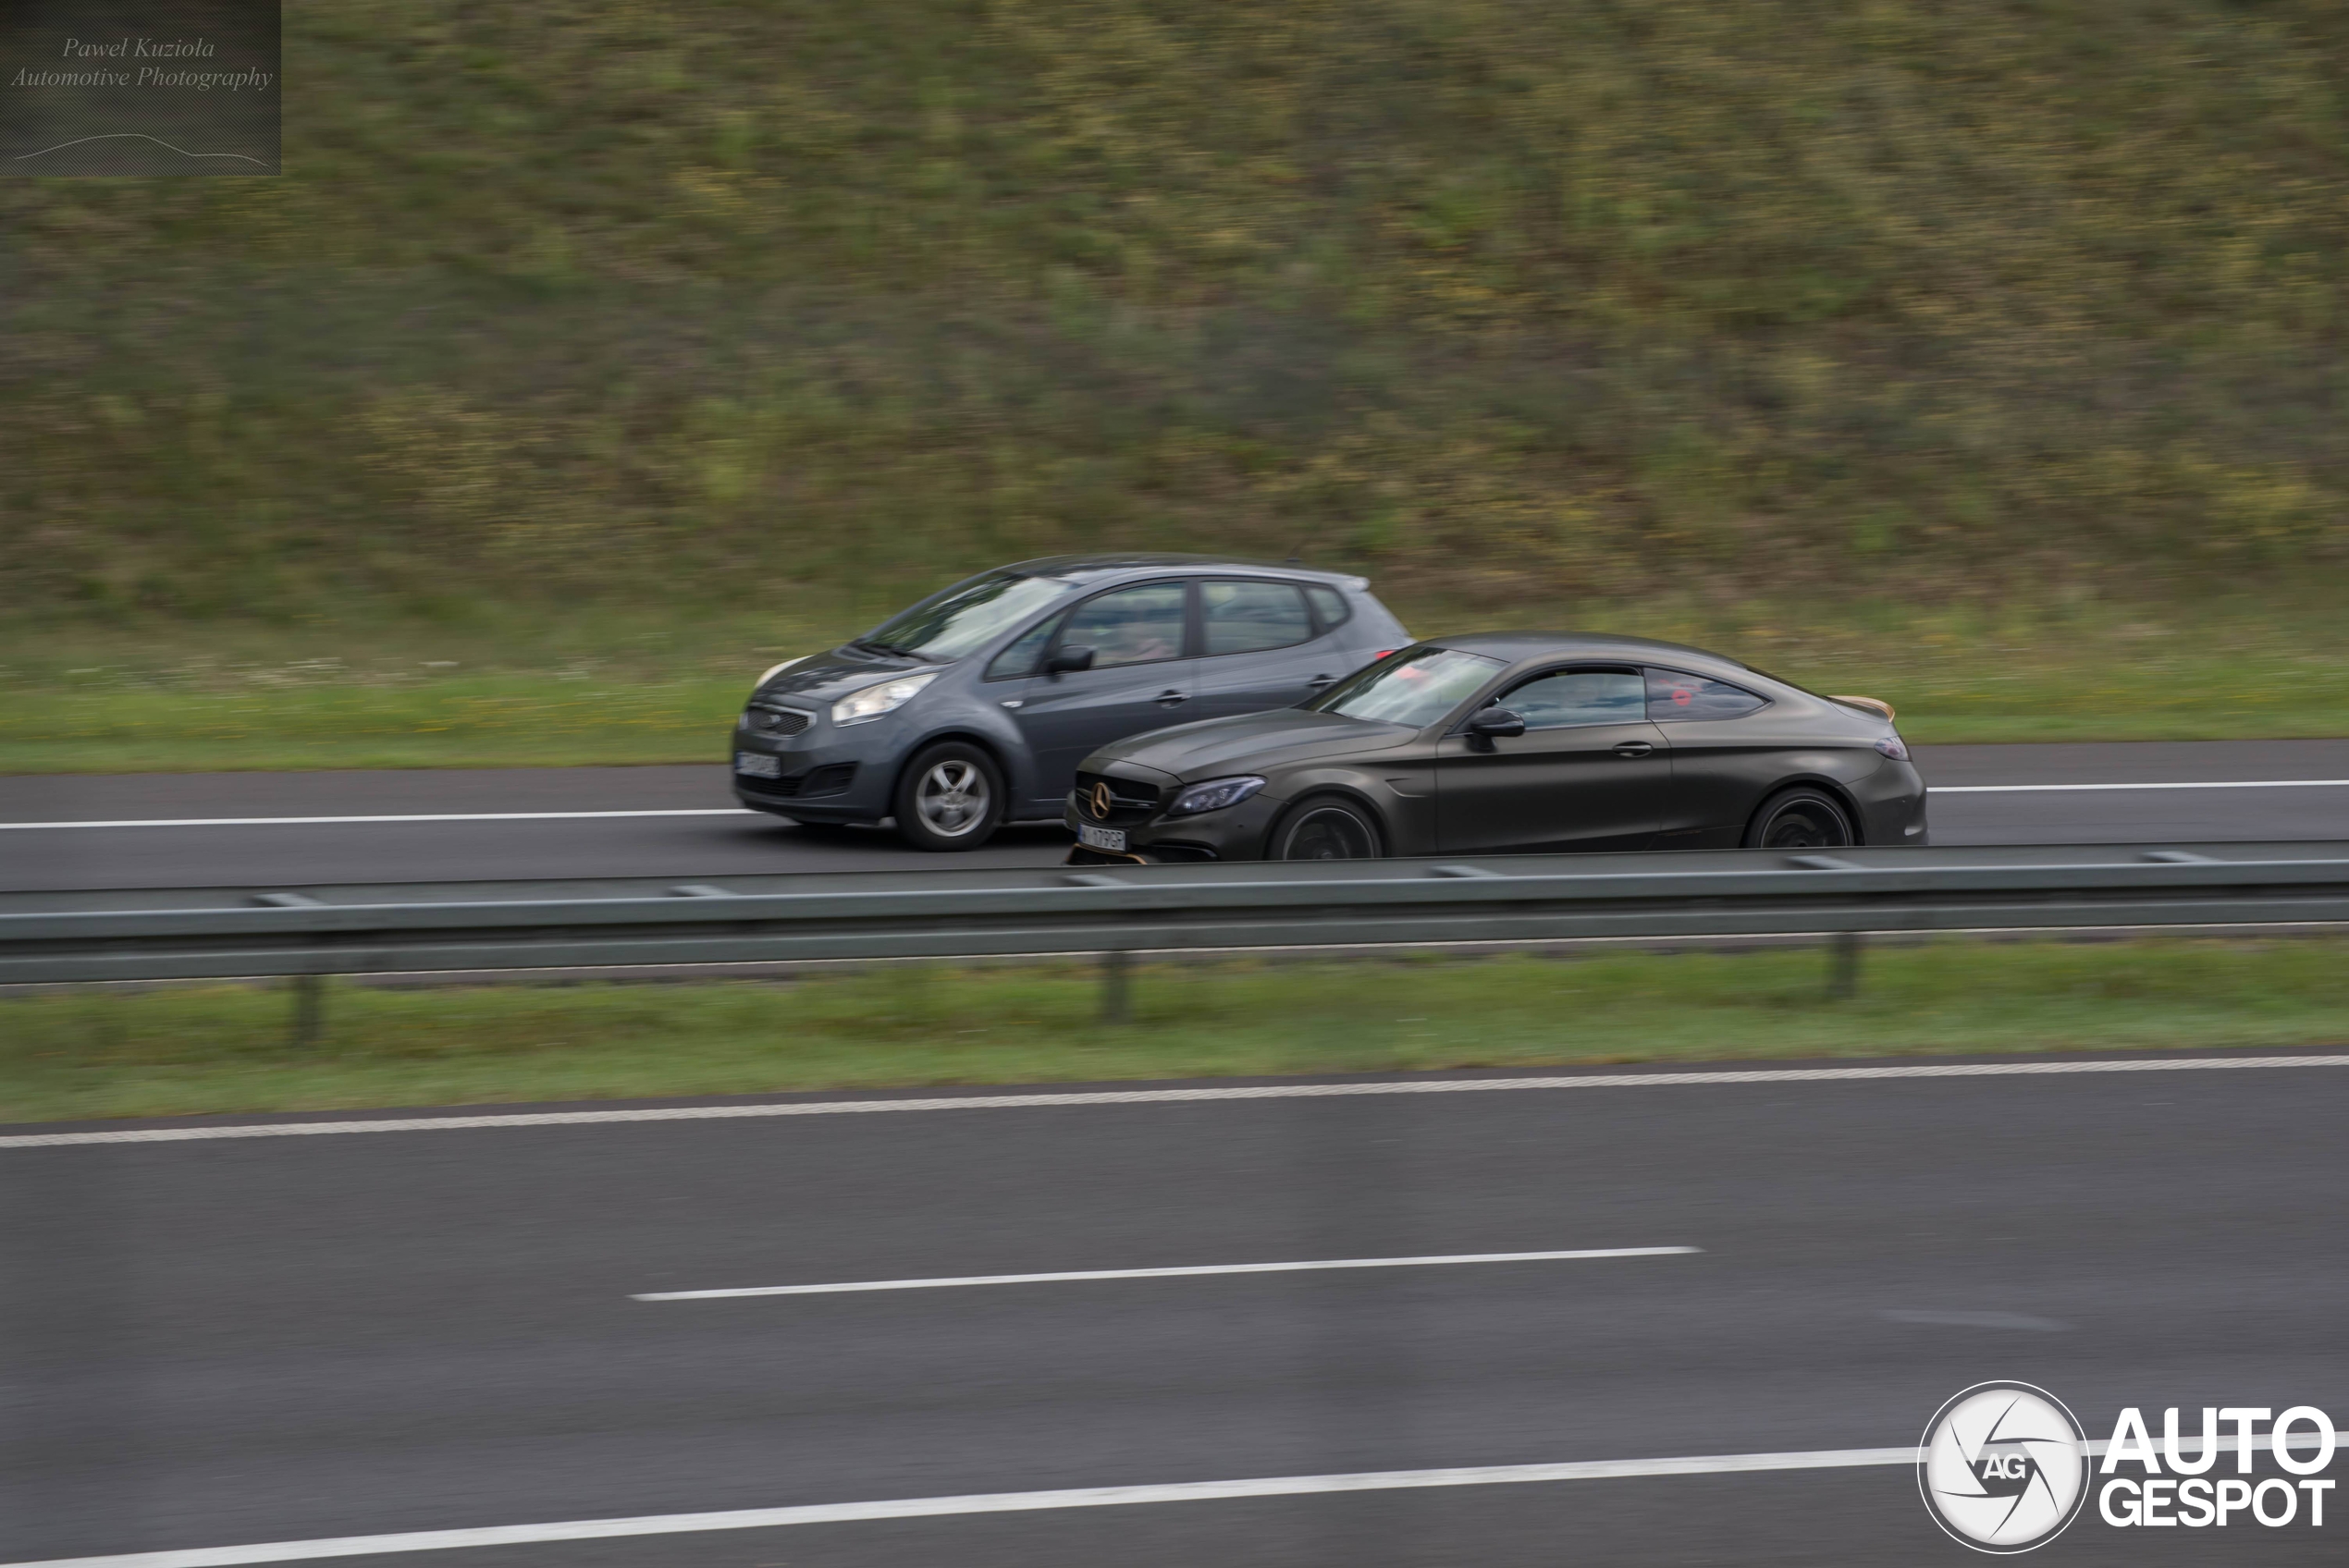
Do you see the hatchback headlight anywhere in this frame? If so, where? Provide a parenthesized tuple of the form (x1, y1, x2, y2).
(1166, 776, 1267, 817)
(832, 672, 937, 726)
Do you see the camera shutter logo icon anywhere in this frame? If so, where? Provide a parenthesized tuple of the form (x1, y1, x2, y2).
(1918, 1382, 2089, 1552)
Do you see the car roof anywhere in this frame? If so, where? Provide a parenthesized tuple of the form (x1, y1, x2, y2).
(1423, 631, 1753, 672)
(999, 554, 1367, 588)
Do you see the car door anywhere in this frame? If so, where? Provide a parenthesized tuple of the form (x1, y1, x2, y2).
(1192, 578, 1351, 718)
(1434, 666, 1672, 853)
(1642, 667, 1779, 848)
(1008, 580, 1197, 806)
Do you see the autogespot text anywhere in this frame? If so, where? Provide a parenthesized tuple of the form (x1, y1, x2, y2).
(2098, 1405, 2335, 1530)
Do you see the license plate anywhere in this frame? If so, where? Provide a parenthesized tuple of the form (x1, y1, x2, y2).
(734, 752, 781, 778)
(1076, 823, 1126, 852)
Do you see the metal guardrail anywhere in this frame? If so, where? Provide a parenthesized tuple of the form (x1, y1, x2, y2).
(6, 843, 2348, 993)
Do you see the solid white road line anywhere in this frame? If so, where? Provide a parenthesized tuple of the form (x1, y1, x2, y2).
(6, 1054, 2346, 1149)
(1, 1445, 1925, 1567)
(634, 1245, 1700, 1301)
(5, 778, 2347, 829)
(20, 1432, 2329, 1567)
(1931, 779, 2349, 793)
(0, 810, 756, 831)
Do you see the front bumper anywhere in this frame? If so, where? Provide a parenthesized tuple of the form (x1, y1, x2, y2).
(731, 715, 900, 823)
(1063, 790, 1288, 864)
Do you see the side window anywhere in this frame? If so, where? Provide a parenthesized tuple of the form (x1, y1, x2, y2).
(1058, 581, 1188, 669)
(1646, 668, 1769, 721)
(1501, 669, 1644, 729)
(1305, 584, 1350, 634)
(1202, 580, 1313, 655)
(984, 615, 1057, 680)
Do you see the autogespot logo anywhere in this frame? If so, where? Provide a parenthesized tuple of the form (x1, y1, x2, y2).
(1918, 1382, 2091, 1552)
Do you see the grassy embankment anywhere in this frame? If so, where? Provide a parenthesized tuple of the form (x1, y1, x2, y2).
(8, 591, 2349, 773)
(5, 2, 2348, 770)
(6, 937, 2344, 1123)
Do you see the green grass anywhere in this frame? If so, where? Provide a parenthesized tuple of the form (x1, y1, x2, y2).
(6, 938, 2344, 1123)
(6, 590, 2347, 773)
(4, 1, 2347, 651)
(0, 673, 751, 773)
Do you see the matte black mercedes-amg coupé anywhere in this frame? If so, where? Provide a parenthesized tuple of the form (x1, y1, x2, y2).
(1065, 633, 1925, 863)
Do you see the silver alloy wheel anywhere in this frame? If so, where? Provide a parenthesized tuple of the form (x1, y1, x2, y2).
(914, 758, 990, 838)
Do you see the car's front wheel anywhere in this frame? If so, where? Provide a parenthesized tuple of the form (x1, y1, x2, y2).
(1744, 786, 1855, 850)
(1270, 796, 1384, 861)
(893, 741, 1006, 851)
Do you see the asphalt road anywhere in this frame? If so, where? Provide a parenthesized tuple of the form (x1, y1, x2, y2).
(6, 741, 2349, 891)
(4, 1057, 2343, 1566)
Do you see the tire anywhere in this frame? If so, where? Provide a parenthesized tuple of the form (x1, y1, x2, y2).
(893, 741, 1006, 851)
(1743, 786, 1856, 851)
(1269, 795, 1384, 861)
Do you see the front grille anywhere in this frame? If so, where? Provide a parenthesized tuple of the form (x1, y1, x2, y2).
(1075, 771, 1163, 826)
(740, 762, 857, 800)
(746, 705, 814, 736)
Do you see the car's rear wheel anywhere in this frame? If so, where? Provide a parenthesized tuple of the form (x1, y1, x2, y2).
(893, 741, 1005, 851)
(1270, 796, 1384, 861)
(1744, 786, 1856, 850)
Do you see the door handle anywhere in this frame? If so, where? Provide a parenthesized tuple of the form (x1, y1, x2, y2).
(1156, 689, 1189, 706)
(1612, 741, 1654, 758)
(1307, 673, 1338, 689)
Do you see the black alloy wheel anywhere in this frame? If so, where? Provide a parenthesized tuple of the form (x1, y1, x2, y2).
(893, 741, 1006, 851)
(1744, 786, 1856, 850)
(1271, 797, 1383, 861)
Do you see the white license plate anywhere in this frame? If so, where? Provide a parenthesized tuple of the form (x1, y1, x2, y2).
(734, 752, 782, 778)
(1076, 824, 1126, 852)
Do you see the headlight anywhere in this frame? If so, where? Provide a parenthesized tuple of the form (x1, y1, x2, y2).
(832, 671, 938, 726)
(754, 655, 810, 690)
(1874, 735, 1910, 761)
(1165, 776, 1267, 817)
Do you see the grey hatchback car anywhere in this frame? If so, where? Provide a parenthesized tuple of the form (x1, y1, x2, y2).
(731, 555, 1411, 849)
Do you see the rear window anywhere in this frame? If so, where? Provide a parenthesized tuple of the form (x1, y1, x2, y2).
(1646, 668, 1768, 721)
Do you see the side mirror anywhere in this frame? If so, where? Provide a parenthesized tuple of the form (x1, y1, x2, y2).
(1045, 643, 1096, 676)
(1468, 707, 1526, 739)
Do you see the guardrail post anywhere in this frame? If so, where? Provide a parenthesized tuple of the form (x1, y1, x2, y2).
(1101, 950, 1132, 1025)
(1827, 932, 1863, 1001)
(291, 974, 326, 1047)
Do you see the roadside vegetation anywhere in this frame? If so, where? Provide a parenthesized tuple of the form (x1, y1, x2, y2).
(5, 1, 2348, 770)
(6, 588, 2349, 772)
(5, 937, 2344, 1123)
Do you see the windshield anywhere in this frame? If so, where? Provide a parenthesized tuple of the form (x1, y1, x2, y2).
(857, 573, 1076, 662)
(1310, 646, 1504, 728)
